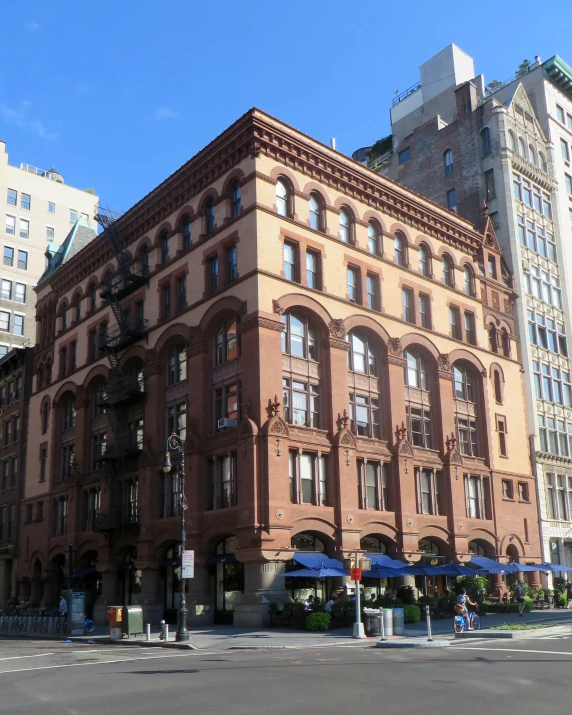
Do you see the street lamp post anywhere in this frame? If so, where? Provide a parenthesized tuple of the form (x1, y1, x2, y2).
(162, 434, 189, 642)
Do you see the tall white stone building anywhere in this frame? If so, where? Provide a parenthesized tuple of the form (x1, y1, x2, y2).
(0, 142, 98, 351)
(363, 46, 572, 573)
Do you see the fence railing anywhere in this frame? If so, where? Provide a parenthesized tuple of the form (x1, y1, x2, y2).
(0, 611, 67, 636)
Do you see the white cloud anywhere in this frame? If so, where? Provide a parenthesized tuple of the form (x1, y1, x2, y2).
(153, 107, 179, 120)
(0, 103, 58, 140)
(24, 22, 41, 31)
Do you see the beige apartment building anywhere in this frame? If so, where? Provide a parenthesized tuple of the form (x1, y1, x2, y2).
(0, 142, 98, 352)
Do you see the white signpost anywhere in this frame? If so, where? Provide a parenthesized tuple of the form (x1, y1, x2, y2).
(182, 550, 194, 579)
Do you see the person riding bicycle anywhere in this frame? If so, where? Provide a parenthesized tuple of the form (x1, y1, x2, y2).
(456, 588, 476, 630)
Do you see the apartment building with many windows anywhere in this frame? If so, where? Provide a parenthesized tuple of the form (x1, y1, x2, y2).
(18, 109, 539, 626)
(374, 45, 572, 576)
(0, 142, 98, 351)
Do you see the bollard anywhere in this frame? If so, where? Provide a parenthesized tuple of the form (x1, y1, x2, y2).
(162, 622, 169, 642)
(145, 623, 151, 641)
(425, 605, 433, 642)
(379, 608, 386, 641)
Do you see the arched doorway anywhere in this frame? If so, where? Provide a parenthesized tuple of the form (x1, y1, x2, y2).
(286, 532, 333, 604)
(418, 539, 444, 597)
(506, 544, 520, 563)
(210, 537, 243, 625)
(75, 551, 101, 619)
(162, 544, 181, 625)
(469, 540, 494, 558)
(117, 549, 141, 606)
(51, 554, 67, 601)
(29, 559, 43, 607)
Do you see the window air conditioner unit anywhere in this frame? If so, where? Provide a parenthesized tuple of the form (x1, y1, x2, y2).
(217, 418, 237, 430)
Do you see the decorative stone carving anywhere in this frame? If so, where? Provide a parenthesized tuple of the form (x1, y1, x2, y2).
(492, 291, 500, 310)
(270, 421, 286, 434)
(346, 514, 355, 525)
(407, 518, 413, 528)
(242, 510, 250, 521)
(394, 421, 414, 458)
(272, 300, 284, 315)
(458, 522, 464, 531)
(387, 337, 403, 357)
(329, 318, 346, 340)
(344, 449, 351, 466)
(275, 509, 285, 520)
(437, 354, 451, 372)
(503, 299, 513, 316)
(275, 438, 282, 456)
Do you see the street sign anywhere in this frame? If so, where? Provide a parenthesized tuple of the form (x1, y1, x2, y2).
(182, 550, 194, 579)
(350, 567, 362, 581)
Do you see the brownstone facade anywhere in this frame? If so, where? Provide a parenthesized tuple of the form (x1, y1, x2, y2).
(18, 109, 541, 626)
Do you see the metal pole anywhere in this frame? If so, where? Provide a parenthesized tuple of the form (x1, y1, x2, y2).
(145, 623, 151, 641)
(171, 435, 189, 642)
(353, 549, 365, 639)
(426, 605, 433, 642)
(379, 608, 386, 641)
(67, 543, 73, 638)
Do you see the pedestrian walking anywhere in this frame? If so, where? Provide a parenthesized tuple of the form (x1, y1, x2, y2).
(59, 594, 67, 616)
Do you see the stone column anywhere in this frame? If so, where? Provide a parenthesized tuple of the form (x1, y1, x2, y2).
(526, 571, 541, 590)
(233, 561, 291, 628)
(92, 568, 120, 624)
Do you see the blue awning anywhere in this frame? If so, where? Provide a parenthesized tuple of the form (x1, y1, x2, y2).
(469, 556, 509, 574)
(365, 554, 409, 569)
(291, 553, 345, 570)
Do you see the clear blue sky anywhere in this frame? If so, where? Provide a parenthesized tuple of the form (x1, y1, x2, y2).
(1, 0, 570, 213)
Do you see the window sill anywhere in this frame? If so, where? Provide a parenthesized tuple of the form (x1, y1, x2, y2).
(502, 497, 516, 502)
(518, 500, 531, 504)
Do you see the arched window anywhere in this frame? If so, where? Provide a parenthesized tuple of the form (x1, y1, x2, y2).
(480, 128, 492, 156)
(139, 246, 149, 278)
(469, 541, 487, 557)
(276, 178, 291, 218)
(159, 231, 169, 265)
(347, 331, 380, 438)
(453, 363, 480, 456)
(91, 378, 107, 418)
(441, 254, 454, 287)
(60, 302, 68, 332)
(463, 265, 475, 296)
(281, 313, 317, 360)
(72, 295, 81, 323)
(203, 198, 215, 235)
(215, 318, 238, 365)
(404, 349, 432, 448)
(493, 370, 503, 403)
(444, 149, 454, 176)
(508, 131, 517, 152)
(360, 536, 387, 554)
(309, 192, 323, 231)
(41, 399, 49, 434)
(37, 366, 44, 392)
(501, 329, 511, 358)
(61, 394, 76, 430)
(518, 137, 527, 158)
(367, 221, 380, 255)
(488, 324, 498, 353)
(539, 152, 548, 172)
(281, 313, 320, 428)
(229, 181, 241, 219)
(180, 215, 192, 251)
(167, 343, 187, 386)
(419, 539, 440, 555)
(394, 234, 405, 266)
(529, 145, 537, 166)
(339, 208, 352, 244)
(347, 332, 377, 375)
(291, 533, 325, 551)
(418, 244, 430, 277)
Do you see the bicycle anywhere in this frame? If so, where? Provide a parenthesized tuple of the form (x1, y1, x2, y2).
(453, 608, 480, 633)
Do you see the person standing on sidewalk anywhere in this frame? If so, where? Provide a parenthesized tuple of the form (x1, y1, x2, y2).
(514, 582, 526, 616)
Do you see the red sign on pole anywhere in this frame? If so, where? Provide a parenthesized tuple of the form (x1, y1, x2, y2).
(350, 568, 362, 581)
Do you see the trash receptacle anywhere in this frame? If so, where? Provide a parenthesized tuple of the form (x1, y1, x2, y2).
(393, 607, 404, 635)
(382, 608, 393, 636)
(363, 608, 381, 637)
(106, 606, 123, 640)
(122, 605, 144, 638)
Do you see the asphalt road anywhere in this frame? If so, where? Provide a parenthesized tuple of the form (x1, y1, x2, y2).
(1, 636, 572, 714)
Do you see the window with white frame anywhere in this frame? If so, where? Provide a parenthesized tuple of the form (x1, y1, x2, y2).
(465, 474, 490, 519)
(415, 467, 441, 515)
(19, 219, 29, 239)
(289, 450, 327, 505)
(1, 281, 11, 300)
(357, 460, 390, 510)
(5, 216, 15, 235)
(404, 349, 432, 449)
(211, 453, 237, 509)
(453, 363, 480, 457)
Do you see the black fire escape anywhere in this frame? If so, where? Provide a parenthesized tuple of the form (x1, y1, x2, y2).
(92, 205, 148, 535)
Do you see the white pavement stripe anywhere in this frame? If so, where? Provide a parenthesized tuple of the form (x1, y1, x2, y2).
(0, 653, 54, 661)
(454, 647, 572, 656)
(0, 652, 195, 675)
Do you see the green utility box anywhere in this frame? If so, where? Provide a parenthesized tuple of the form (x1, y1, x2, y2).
(121, 605, 144, 637)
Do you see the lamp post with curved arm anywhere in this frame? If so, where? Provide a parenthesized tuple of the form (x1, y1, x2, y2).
(162, 433, 189, 642)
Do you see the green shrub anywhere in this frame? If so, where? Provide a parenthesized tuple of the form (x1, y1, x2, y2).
(268, 602, 279, 614)
(523, 596, 533, 612)
(455, 575, 489, 601)
(556, 593, 568, 608)
(418, 595, 435, 607)
(306, 612, 331, 631)
(403, 604, 421, 623)
(396, 586, 416, 605)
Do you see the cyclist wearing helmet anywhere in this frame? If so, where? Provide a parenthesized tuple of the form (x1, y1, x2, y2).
(456, 588, 476, 630)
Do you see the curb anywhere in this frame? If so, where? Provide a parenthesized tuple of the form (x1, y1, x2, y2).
(376, 638, 450, 649)
(92, 638, 199, 650)
(455, 631, 513, 639)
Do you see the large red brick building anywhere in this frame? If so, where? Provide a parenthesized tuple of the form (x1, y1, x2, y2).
(18, 110, 541, 626)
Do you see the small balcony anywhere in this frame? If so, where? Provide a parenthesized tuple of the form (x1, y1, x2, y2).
(99, 376, 146, 408)
(99, 320, 148, 352)
(100, 264, 148, 302)
(93, 507, 139, 534)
